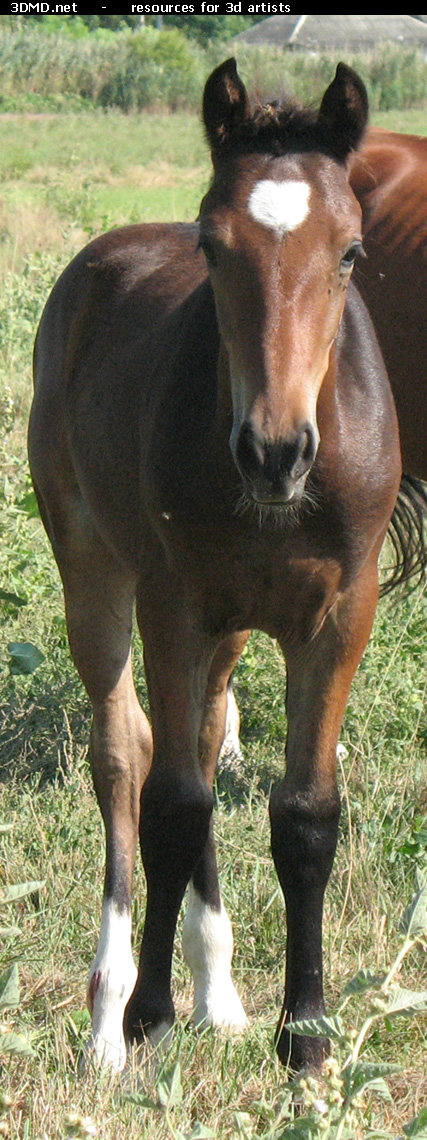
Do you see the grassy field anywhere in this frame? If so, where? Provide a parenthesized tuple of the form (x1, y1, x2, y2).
(0, 102, 427, 1139)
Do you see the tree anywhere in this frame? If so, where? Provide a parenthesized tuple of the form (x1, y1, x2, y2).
(160, 14, 259, 44)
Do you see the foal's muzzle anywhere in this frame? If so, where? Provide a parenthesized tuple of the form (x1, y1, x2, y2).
(234, 420, 318, 505)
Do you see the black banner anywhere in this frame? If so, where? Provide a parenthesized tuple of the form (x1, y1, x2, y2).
(6, 3, 293, 15)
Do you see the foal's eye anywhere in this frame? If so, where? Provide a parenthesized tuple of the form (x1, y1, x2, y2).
(198, 237, 219, 268)
(340, 241, 365, 272)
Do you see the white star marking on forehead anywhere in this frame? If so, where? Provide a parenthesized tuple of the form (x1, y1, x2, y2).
(248, 179, 311, 234)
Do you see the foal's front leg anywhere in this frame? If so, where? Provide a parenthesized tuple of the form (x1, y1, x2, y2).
(271, 561, 380, 1071)
(51, 518, 152, 1071)
(124, 603, 215, 1048)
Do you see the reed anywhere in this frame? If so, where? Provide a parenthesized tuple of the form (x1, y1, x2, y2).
(0, 22, 426, 113)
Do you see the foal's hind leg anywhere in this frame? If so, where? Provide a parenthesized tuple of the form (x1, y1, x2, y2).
(44, 505, 152, 1070)
(218, 681, 244, 768)
(182, 632, 249, 1033)
(125, 602, 247, 1048)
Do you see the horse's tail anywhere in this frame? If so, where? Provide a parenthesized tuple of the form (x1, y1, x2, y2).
(381, 475, 427, 597)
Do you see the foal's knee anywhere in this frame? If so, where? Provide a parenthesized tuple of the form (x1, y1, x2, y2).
(140, 767, 214, 882)
(269, 785, 341, 898)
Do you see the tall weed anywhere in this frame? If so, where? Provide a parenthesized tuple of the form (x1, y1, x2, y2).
(0, 24, 426, 113)
(0, 25, 205, 112)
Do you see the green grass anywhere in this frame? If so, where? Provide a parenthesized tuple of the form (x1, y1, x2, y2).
(372, 108, 427, 134)
(0, 104, 425, 278)
(0, 105, 426, 1138)
(0, 110, 210, 179)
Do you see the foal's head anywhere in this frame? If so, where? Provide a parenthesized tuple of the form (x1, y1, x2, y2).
(199, 59, 368, 509)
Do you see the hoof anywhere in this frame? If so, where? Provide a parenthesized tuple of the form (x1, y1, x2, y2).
(85, 963, 137, 1074)
(275, 1023, 330, 1073)
(191, 979, 248, 1035)
(124, 992, 175, 1053)
(79, 1029, 127, 1075)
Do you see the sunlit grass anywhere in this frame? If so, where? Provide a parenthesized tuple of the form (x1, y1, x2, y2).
(0, 104, 426, 1138)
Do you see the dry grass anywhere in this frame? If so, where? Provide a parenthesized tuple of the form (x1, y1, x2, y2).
(0, 104, 426, 1139)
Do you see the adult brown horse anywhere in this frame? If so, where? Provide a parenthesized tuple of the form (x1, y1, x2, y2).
(350, 127, 427, 483)
(28, 61, 421, 1074)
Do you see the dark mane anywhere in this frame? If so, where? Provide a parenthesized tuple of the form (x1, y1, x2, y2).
(207, 98, 328, 160)
(203, 59, 369, 164)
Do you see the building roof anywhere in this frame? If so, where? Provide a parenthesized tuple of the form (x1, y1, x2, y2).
(232, 13, 427, 49)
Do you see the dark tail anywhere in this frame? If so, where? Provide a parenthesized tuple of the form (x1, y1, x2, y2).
(381, 475, 427, 597)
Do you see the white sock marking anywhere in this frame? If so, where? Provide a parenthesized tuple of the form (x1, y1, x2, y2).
(248, 179, 311, 234)
(85, 899, 137, 1072)
(182, 884, 248, 1032)
(218, 684, 244, 772)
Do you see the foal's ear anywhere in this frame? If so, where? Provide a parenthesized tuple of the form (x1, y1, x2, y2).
(203, 58, 250, 158)
(317, 63, 368, 162)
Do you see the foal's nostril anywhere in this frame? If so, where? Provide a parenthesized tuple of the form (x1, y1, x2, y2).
(234, 420, 318, 502)
(293, 424, 317, 477)
(235, 421, 264, 483)
(257, 424, 316, 482)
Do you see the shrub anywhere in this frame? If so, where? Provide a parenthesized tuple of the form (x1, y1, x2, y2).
(0, 25, 426, 115)
(0, 24, 204, 113)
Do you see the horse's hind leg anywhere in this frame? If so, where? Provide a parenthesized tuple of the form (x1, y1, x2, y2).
(125, 603, 248, 1047)
(219, 681, 243, 767)
(37, 492, 152, 1070)
(182, 632, 249, 1034)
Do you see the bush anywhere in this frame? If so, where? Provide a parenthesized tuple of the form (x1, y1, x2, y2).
(0, 24, 205, 113)
(232, 42, 427, 112)
(0, 24, 426, 115)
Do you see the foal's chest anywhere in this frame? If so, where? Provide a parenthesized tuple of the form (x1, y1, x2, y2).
(159, 512, 347, 646)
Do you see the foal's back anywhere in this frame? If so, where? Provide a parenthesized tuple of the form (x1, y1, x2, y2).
(351, 128, 427, 481)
